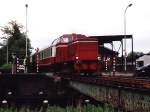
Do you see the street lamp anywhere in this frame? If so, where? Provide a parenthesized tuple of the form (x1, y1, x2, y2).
(25, 4, 28, 73)
(124, 3, 132, 72)
(25, 4, 28, 58)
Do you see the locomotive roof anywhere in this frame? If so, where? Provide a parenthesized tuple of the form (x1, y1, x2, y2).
(89, 35, 132, 43)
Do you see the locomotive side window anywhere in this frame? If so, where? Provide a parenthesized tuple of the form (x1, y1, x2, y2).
(68, 37, 72, 42)
(52, 46, 56, 57)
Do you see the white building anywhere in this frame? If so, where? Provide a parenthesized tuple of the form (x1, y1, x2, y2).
(136, 55, 150, 67)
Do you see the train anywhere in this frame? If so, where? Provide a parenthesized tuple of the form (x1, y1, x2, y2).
(31, 33, 117, 75)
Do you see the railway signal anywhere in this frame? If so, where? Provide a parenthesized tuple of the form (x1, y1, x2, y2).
(36, 48, 39, 73)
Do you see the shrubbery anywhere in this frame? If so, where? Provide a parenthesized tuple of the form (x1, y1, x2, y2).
(1, 64, 12, 69)
(0, 104, 116, 112)
(0, 64, 12, 73)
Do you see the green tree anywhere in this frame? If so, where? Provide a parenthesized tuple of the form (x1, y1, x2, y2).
(127, 51, 144, 62)
(0, 20, 32, 66)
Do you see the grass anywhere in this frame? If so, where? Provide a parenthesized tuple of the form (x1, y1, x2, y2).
(0, 104, 116, 112)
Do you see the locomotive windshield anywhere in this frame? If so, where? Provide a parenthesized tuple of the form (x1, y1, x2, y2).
(60, 34, 86, 43)
(63, 37, 70, 43)
(51, 34, 86, 45)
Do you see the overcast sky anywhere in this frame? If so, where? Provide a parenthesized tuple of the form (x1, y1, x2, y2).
(0, 0, 150, 54)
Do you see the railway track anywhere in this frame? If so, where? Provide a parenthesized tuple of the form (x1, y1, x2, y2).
(0, 73, 70, 105)
(0, 71, 150, 111)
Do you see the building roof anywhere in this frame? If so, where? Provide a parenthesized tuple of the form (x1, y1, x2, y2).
(136, 55, 150, 61)
(89, 35, 132, 43)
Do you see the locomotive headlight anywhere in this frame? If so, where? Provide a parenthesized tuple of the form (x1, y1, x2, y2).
(2, 100, 7, 104)
(8, 91, 12, 95)
(98, 56, 101, 60)
(43, 100, 48, 104)
(76, 56, 79, 60)
(39, 91, 44, 95)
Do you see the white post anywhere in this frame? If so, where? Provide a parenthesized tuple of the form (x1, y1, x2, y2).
(36, 48, 39, 73)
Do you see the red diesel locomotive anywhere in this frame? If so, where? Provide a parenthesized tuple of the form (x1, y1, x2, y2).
(32, 34, 102, 75)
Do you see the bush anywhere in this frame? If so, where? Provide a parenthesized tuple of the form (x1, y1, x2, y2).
(1, 64, 12, 69)
(0, 64, 12, 73)
(0, 104, 116, 112)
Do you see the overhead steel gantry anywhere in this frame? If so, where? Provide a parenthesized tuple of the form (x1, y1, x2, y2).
(89, 35, 133, 71)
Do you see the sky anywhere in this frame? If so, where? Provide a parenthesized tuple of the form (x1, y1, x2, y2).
(0, 0, 150, 54)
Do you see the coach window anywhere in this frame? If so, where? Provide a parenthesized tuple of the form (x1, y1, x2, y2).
(48, 48, 50, 57)
(45, 50, 47, 58)
(46, 50, 47, 58)
(50, 48, 52, 56)
(40, 52, 42, 60)
(46, 50, 48, 58)
(41, 52, 43, 60)
(49, 48, 51, 57)
(43, 51, 45, 58)
(43, 51, 45, 59)
(47, 48, 50, 57)
(40, 52, 42, 59)
(42, 52, 44, 59)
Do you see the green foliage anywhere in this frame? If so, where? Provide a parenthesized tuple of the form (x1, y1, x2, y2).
(84, 104, 103, 112)
(0, 20, 32, 66)
(0, 104, 117, 112)
(103, 104, 115, 112)
(47, 106, 66, 112)
(0, 64, 12, 69)
(0, 107, 16, 112)
(127, 51, 144, 62)
(46, 104, 116, 112)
